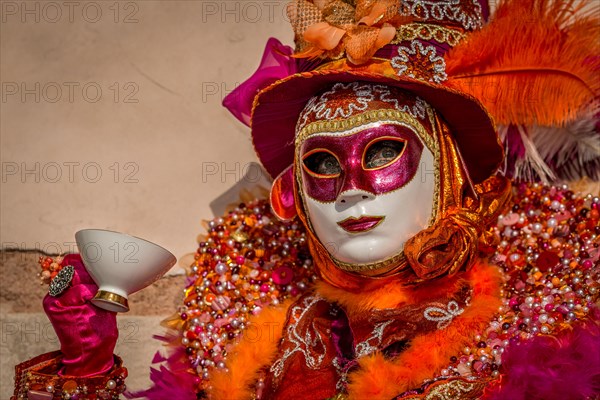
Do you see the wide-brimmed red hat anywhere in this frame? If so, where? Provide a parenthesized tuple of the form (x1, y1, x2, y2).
(224, 0, 503, 184)
(225, 0, 599, 184)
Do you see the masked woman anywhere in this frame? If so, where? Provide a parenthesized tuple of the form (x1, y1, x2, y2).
(204, 0, 599, 398)
(13, 0, 599, 399)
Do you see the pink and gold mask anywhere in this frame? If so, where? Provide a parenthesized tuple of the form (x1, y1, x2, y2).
(269, 82, 511, 292)
(300, 123, 425, 201)
(295, 83, 439, 267)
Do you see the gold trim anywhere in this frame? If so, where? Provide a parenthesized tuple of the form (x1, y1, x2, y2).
(426, 103, 441, 226)
(334, 250, 407, 273)
(296, 109, 437, 157)
(295, 115, 440, 205)
(393, 23, 467, 47)
(361, 136, 407, 171)
(301, 147, 342, 179)
(93, 290, 129, 312)
(401, 377, 486, 399)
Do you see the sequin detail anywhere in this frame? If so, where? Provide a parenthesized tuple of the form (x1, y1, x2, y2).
(400, 378, 485, 399)
(297, 83, 428, 134)
(270, 295, 328, 378)
(423, 300, 465, 329)
(355, 320, 395, 358)
(399, 0, 483, 31)
(394, 23, 466, 47)
(391, 40, 448, 83)
(48, 265, 74, 297)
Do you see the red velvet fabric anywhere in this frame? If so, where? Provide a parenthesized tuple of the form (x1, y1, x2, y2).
(42, 254, 118, 376)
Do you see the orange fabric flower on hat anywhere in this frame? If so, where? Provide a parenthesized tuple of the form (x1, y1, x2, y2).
(289, 0, 402, 65)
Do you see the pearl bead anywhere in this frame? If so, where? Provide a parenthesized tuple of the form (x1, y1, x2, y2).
(106, 380, 117, 390)
(215, 262, 229, 275)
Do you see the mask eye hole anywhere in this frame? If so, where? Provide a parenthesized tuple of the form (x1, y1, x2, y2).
(363, 138, 406, 170)
(302, 149, 341, 178)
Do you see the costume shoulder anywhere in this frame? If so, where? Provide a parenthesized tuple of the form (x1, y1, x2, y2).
(394, 182, 600, 399)
(140, 196, 317, 398)
(142, 182, 599, 399)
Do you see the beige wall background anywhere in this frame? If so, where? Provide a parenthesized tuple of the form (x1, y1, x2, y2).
(2, 0, 596, 268)
(1, 0, 292, 267)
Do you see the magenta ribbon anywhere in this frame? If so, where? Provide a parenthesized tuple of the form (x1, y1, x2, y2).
(43, 254, 118, 377)
(222, 37, 296, 126)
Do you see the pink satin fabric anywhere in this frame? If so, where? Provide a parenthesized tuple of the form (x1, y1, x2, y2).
(222, 37, 296, 126)
(43, 254, 118, 376)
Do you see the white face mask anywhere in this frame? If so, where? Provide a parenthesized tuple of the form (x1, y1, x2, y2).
(300, 122, 437, 266)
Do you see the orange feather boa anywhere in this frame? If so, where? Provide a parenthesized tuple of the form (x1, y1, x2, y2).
(210, 260, 503, 399)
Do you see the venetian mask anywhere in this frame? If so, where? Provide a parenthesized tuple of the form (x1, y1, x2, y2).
(295, 82, 439, 270)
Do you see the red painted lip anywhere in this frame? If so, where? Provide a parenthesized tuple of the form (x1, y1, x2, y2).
(337, 215, 385, 233)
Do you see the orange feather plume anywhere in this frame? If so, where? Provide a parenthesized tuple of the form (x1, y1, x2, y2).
(445, 0, 600, 127)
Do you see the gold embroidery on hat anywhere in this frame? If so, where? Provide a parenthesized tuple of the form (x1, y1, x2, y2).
(398, 0, 483, 31)
(394, 23, 466, 47)
(391, 40, 448, 84)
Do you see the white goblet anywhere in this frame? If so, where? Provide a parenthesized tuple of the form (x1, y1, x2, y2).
(75, 229, 177, 312)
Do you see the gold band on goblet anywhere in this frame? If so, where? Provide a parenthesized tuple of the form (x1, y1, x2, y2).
(92, 290, 129, 312)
